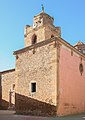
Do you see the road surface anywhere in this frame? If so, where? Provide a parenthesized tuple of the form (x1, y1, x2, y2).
(0, 110, 85, 120)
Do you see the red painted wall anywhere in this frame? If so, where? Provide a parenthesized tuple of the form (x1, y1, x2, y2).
(57, 46, 85, 116)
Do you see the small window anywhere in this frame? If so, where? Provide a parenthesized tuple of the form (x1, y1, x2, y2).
(11, 84, 15, 91)
(16, 55, 19, 60)
(31, 83, 36, 92)
(71, 50, 73, 56)
(32, 34, 37, 45)
(13, 84, 15, 90)
(79, 63, 84, 75)
(51, 35, 54, 38)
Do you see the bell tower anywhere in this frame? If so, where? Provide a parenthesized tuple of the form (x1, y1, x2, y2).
(24, 8, 61, 47)
(33, 6, 54, 28)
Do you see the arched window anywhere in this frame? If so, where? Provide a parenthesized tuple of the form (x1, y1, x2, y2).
(79, 63, 84, 75)
(32, 34, 37, 45)
(51, 35, 54, 38)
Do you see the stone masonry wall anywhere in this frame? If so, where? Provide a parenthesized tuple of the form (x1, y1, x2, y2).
(24, 25, 60, 47)
(45, 25, 60, 40)
(1, 70, 16, 109)
(15, 41, 57, 116)
(24, 26, 46, 47)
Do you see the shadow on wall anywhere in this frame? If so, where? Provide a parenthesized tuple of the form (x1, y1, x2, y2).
(0, 86, 14, 110)
(0, 75, 15, 110)
(1, 99, 9, 110)
(0, 99, 15, 110)
(0, 86, 9, 110)
(15, 93, 57, 116)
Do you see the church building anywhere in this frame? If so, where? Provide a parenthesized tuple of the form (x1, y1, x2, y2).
(0, 9, 85, 116)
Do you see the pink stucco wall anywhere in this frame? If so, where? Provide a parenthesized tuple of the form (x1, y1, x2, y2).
(57, 46, 85, 116)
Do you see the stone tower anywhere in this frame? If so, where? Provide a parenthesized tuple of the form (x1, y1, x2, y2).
(1, 8, 85, 117)
(24, 11, 61, 47)
(13, 9, 85, 117)
(14, 10, 61, 116)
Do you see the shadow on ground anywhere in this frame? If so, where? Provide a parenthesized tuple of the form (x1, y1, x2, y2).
(0, 110, 85, 120)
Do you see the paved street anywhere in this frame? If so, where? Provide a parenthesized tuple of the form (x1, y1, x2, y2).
(0, 110, 85, 120)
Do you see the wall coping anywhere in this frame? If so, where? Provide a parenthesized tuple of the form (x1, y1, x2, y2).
(0, 69, 15, 74)
(13, 36, 85, 59)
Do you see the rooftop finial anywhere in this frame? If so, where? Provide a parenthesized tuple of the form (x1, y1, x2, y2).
(41, 4, 44, 12)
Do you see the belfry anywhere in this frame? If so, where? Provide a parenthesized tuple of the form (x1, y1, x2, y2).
(0, 9, 85, 116)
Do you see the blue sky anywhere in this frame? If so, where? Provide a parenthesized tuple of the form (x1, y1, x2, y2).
(0, 0, 85, 71)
